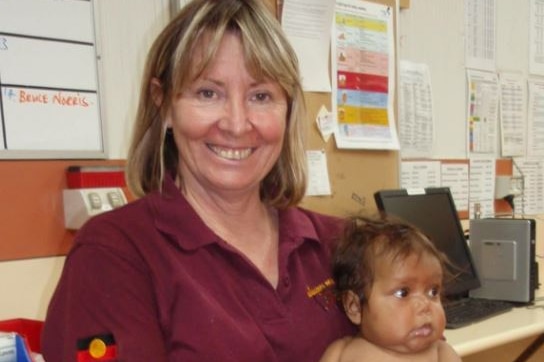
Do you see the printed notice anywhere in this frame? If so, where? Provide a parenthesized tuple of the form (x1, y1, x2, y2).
(400, 160, 440, 189)
(441, 162, 470, 212)
(499, 72, 526, 157)
(306, 150, 332, 196)
(464, 0, 496, 71)
(467, 69, 499, 155)
(399, 61, 434, 158)
(469, 157, 496, 218)
(527, 78, 544, 156)
(282, 0, 335, 92)
(331, 0, 399, 150)
(530, 0, 544, 75)
(513, 157, 544, 215)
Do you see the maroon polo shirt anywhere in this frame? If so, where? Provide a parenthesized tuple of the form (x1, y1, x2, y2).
(42, 176, 355, 362)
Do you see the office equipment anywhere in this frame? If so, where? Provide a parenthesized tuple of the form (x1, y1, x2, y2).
(374, 187, 513, 328)
(66, 166, 126, 189)
(63, 188, 127, 230)
(469, 218, 537, 303)
(64, 165, 128, 229)
(444, 288, 544, 358)
(444, 298, 514, 329)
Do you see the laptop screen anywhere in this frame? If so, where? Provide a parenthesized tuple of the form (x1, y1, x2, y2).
(374, 187, 481, 298)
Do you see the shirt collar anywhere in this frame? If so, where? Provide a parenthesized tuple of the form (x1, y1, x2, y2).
(147, 174, 325, 251)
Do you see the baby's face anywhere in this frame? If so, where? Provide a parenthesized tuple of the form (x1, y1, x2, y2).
(361, 252, 446, 354)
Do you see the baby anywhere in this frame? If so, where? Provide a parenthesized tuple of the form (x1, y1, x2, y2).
(320, 215, 461, 362)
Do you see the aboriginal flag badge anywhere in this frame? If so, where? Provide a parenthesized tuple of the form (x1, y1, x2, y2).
(77, 333, 117, 361)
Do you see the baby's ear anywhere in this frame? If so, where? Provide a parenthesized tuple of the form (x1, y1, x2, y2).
(342, 290, 362, 325)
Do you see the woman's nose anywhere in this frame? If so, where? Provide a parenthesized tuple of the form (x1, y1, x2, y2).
(219, 95, 252, 135)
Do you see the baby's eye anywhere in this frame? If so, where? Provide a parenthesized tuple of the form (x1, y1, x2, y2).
(428, 286, 440, 298)
(393, 288, 409, 298)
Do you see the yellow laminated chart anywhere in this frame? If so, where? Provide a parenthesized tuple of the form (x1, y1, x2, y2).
(331, 0, 399, 150)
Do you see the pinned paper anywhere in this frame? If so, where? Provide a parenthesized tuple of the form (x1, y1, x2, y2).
(306, 149, 332, 196)
(315, 105, 335, 142)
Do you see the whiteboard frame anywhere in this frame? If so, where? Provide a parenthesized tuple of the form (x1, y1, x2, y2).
(0, 0, 107, 160)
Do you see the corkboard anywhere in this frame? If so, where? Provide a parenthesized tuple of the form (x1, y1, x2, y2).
(297, 0, 400, 217)
(300, 92, 399, 217)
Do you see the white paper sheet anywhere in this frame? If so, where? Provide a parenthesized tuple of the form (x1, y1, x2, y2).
(399, 61, 434, 158)
(464, 0, 496, 71)
(499, 72, 526, 157)
(306, 150, 332, 196)
(466, 69, 499, 155)
(281, 0, 335, 92)
(469, 157, 496, 218)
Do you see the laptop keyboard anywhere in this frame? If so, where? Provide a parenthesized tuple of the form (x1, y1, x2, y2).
(444, 298, 514, 329)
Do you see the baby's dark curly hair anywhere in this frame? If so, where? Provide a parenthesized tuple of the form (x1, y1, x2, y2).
(332, 214, 451, 305)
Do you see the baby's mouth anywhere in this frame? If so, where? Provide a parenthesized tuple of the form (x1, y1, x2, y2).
(410, 324, 433, 337)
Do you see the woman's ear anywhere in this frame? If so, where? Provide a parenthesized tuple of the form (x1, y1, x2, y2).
(150, 78, 164, 107)
(342, 290, 362, 325)
(150, 78, 173, 129)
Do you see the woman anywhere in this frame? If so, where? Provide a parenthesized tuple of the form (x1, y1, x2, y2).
(42, 0, 354, 361)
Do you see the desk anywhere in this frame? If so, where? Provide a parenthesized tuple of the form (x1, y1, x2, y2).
(445, 290, 544, 357)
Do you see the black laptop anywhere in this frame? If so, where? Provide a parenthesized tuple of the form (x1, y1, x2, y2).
(374, 187, 513, 328)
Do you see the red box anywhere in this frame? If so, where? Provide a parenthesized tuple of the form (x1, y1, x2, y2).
(0, 318, 44, 353)
(66, 165, 126, 189)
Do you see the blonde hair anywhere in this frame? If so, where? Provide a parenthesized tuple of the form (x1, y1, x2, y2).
(126, 0, 307, 208)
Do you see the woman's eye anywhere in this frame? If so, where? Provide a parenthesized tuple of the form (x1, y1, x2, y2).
(252, 92, 271, 102)
(197, 89, 217, 99)
(393, 288, 409, 298)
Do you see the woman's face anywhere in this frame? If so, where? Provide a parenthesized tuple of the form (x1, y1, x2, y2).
(165, 32, 288, 197)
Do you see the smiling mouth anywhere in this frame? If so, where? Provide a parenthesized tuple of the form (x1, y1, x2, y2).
(208, 145, 254, 160)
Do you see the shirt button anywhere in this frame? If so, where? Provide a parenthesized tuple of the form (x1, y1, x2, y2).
(283, 277, 290, 287)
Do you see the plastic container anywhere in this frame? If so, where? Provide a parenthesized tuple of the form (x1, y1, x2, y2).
(66, 165, 126, 189)
(0, 318, 43, 353)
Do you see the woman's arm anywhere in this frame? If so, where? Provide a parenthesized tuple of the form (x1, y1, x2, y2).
(42, 224, 168, 362)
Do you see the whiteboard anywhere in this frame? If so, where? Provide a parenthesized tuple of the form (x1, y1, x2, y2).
(0, 0, 104, 158)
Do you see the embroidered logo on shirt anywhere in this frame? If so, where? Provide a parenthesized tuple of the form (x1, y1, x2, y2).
(306, 277, 337, 311)
(77, 333, 117, 361)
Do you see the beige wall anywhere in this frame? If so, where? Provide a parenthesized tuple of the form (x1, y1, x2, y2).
(0, 257, 64, 320)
